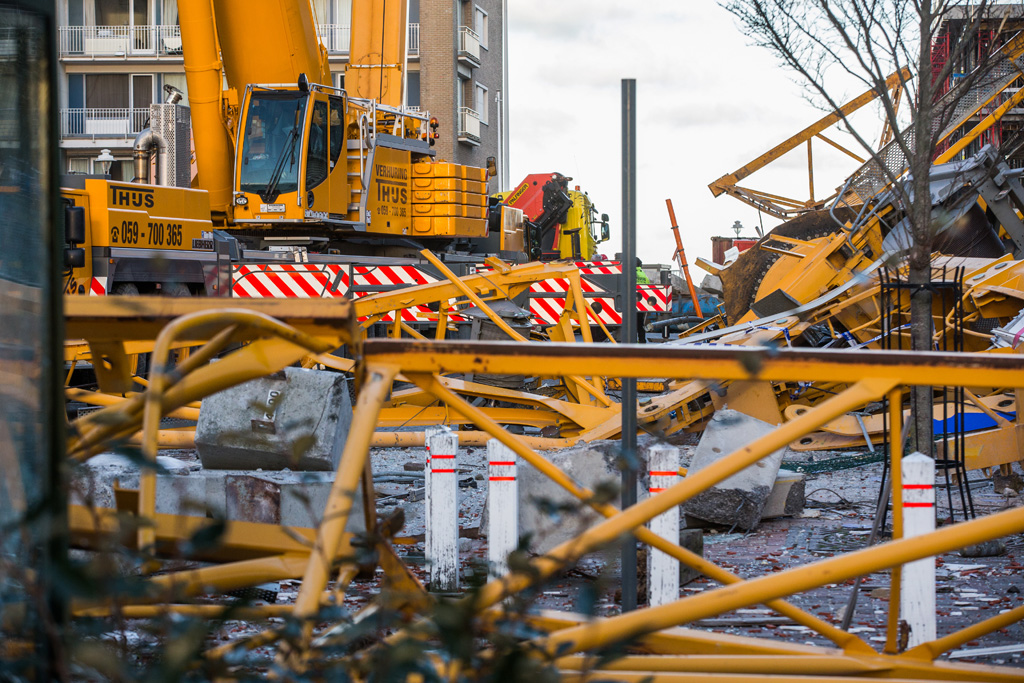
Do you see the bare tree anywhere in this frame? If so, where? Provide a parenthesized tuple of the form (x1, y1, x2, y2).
(721, 0, 1007, 454)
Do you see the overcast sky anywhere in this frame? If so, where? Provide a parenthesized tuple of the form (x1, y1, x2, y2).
(505, 2, 889, 267)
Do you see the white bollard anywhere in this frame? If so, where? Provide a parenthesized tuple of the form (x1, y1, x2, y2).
(900, 451, 936, 647)
(425, 425, 459, 592)
(647, 444, 681, 607)
(487, 439, 519, 579)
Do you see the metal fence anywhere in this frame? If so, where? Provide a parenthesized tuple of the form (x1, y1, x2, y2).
(59, 107, 149, 140)
(58, 25, 182, 57)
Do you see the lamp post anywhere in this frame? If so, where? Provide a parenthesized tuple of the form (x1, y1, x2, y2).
(95, 148, 115, 177)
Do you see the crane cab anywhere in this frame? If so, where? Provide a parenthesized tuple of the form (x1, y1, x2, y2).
(231, 85, 354, 228)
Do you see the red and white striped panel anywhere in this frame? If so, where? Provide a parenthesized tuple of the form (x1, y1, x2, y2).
(637, 284, 671, 312)
(575, 260, 621, 275)
(231, 263, 462, 324)
(89, 276, 108, 296)
(350, 265, 466, 323)
(527, 277, 625, 327)
(232, 263, 348, 299)
(527, 281, 670, 326)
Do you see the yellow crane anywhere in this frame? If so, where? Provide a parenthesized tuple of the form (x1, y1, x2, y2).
(177, 0, 492, 243)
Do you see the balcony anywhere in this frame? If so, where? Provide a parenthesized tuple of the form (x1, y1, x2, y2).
(59, 25, 182, 58)
(458, 107, 480, 144)
(458, 26, 480, 67)
(60, 108, 149, 140)
(318, 23, 420, 56)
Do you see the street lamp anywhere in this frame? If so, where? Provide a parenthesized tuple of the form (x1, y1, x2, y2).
(95, 148, 115, 176)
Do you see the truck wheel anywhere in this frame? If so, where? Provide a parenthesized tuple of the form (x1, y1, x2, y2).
(162, 281, 191, 297)
(112, 282, 139, 296)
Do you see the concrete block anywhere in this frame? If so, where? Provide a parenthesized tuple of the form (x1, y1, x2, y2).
(679, 528, 704, 586)
(761, 469, 806, 520)
(682, 409, 789, 531)
(72, 452, 192, 509)
(224, 472, 365, 531)
(155, 472, 208, 517)
(514, 441, 646, 555)
(196, 367, 351, 471)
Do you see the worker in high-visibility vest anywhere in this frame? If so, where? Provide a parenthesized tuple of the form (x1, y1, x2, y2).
(635, 258, 649, 342)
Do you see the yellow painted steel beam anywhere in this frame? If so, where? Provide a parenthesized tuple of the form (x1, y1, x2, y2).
(290, 363, 398, 620)
(904, 603, 1024, 662)
(349, 257, 580, 320)
(534, 504, 1024, 658)
(418, 250, 612, 408)
(559, 672, 1017, 683)
(75, 603, 297, 620)
(709, 70, 909, 197)
(555, 655, 891, 676)
(64, 296, 357, 345)
(517, 610, 831, 657)
(363, 340, 1024, 389)
(369, 429, 575, 449)
(378, 405, 564, 429)
(68, 505, 351, 563)
(65, 387, 200, 421)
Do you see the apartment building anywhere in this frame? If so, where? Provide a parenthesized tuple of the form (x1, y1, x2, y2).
(56, 0, 508, 190)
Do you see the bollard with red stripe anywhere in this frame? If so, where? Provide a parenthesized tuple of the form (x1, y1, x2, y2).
(425, 425, 459, 592)
(647, 444, 681, 607)
(900, 451, 936, 647)
(486, 439, 518, 579)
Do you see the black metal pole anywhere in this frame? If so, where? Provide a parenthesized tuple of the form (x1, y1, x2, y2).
(620, 78, 638, 612)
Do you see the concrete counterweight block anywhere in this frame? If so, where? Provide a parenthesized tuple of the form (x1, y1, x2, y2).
(196, 367, 352, 471)
(683, 409, 790, 531)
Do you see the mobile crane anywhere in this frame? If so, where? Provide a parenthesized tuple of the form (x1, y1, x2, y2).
(58, 0, 668, 329)
(61, 0, 526, 298)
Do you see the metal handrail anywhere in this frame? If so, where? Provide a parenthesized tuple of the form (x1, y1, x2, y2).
(58, 24, 182, 57)
(59, 107, 149, 140)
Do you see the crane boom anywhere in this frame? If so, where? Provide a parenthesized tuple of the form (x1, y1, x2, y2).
(348, 0, 408, 107)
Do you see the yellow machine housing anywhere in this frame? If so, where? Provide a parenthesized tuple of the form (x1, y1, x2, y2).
(61, 180, 214, 294)
(563, 189, 606, 260)
(229, 84, 489, 240)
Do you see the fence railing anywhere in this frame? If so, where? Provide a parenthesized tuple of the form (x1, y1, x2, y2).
(317, 23, 419, 56)
(59, 25, 182, 57)
(458, 25, 480, 65)
(60, 108, 149, 140)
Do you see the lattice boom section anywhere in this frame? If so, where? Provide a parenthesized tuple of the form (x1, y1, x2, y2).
(841, 52, 1024, 206)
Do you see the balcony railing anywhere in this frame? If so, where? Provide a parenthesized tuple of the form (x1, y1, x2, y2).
(317, 23, 419, 56)
(60, 108, 149, 140)
(408, 23, 419, 55)
(59, 25, 182, 58)
(458, 26, 480, 67)
(318, 24, 350, 53)
(458, 106, 480, 143)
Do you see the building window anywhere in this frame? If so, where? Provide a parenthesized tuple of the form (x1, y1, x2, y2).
(67, 157, 90, 174)
(474, 6, 487, 49)
(458, 75, 470, 112)
(407, 70, 421, 108)
(475, 82, 488, 125)
(85, 73, 129, 108)
(160, 73, 188, 106)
